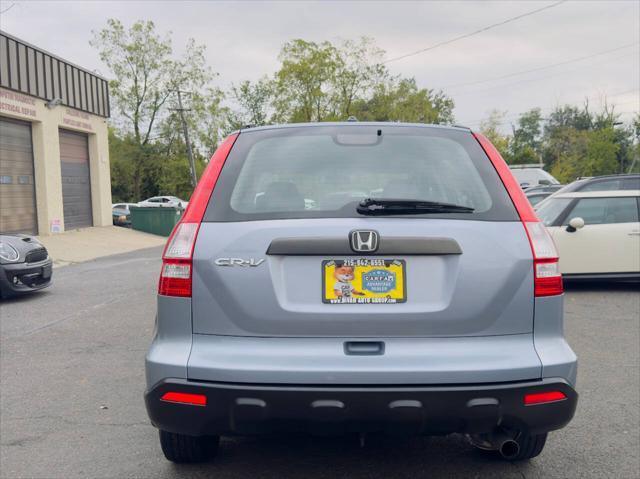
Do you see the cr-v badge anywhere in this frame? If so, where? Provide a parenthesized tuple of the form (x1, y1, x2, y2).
(214, 258, 265, 267)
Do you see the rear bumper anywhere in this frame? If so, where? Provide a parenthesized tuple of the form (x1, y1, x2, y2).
(563, 272, 640, 282)
(0, 259, 52, 297)
(145, 377, 577, 437)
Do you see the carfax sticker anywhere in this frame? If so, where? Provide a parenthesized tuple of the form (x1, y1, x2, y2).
(322, 259, 406, 304)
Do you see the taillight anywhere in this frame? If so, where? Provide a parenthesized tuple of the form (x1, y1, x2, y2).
(160, 391, 207, 406)
(524, 390, 566, 406)
(524, 222, 563, 297)
(158, 223, 199, 297)
(158, 133, 239, 297)
(473, 133, 563, 297)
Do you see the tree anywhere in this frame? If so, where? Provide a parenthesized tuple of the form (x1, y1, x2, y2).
(540, 102, 623, 182)
(274, 39, 340, 122)
(233, 37, 452, 125)
(479, 110, 510, 158)
(333, 37, 386, 118)
(541, 102, 633, 179)
(509, 108, 542, 165)
(629, 114, 640, 173)
(544, 104, 593, 137)
(91, 19, 214, 199)
(230, 77, 274, 127)
(108, 128, 137, 202)
(548, 128, 619, 182)
(352, 77, 454, 124)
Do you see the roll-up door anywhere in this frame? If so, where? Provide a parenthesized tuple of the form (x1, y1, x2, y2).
(0, 117, 37, 234)
(59, 129, 93, 229)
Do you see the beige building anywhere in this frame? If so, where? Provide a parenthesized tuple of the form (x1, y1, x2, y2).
(0, 30, 111, 236)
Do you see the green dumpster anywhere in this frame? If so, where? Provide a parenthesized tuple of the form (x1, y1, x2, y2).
(129, 206, 183, 236)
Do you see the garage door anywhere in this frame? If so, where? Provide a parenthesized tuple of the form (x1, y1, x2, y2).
(0, 117, 37, 234)
(59, 129, 93, 229)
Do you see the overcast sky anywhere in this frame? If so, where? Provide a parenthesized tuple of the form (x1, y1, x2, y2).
(1, 0, 638, 129)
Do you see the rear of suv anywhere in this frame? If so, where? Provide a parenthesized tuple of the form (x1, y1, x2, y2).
(145, 123, 577, 463)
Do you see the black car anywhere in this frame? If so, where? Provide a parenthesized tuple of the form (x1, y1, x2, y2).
(524, 184, 564, 206)
(0, 234, 53, 298)
(552, 174, 640, 195)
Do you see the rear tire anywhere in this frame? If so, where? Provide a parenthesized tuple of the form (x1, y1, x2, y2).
(512, 432, 547, 461)
(159, 430, 220, 463)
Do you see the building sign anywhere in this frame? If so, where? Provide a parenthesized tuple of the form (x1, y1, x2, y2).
(62, 108, 93, 131)
(50, 219, 62, 234)
(0, 88, 37, 118)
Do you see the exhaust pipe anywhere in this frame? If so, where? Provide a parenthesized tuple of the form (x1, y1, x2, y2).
(497, 437, 520, 460)
(469, 430, 520, 460)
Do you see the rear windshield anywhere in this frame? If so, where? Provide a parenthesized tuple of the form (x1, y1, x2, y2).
(204, 125, 518, 222)
(511, 169, 559, 187)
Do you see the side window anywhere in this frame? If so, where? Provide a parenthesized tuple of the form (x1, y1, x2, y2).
(563, 197, 639, 225)
(161, 198, 170, 203)
(580, 180, 620, 192)
(148, 198, 160, 203)
(622, 178, 640, 190)
(528, 194, 547, 206)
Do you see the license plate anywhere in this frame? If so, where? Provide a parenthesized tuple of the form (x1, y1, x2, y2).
(322, 259, 406, 304)
(42, 265, 52, 279)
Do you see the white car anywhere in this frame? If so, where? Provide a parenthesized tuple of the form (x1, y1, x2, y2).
(509, 166, 559, 189)
(536, 190, 640, 279)
(112, 202, 137, 213)
(137, 196, 188, 208)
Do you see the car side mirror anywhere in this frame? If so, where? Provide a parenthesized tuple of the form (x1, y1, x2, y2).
(566, 217, 585, 233)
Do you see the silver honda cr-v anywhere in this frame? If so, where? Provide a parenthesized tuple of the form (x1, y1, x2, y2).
(145, 123, 577, 463)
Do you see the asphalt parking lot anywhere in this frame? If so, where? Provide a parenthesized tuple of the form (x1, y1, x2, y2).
(1, 247, 638, 479)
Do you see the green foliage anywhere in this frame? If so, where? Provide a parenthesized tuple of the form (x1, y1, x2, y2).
(548, 128, 619, 182)
(108, 129, 137, 202)
(229, 77, 274, 127)
(542, 103, 626, 182)
(93, 19, 221, 201)
(274, 39, 340, 122)
(232, 37, 454, 125)
(108, 127, 207, 202)
(333, 37, 387, 118)
(509, 108, 543, 165)
(91, 20, 212, 146)
(479, 110, 510, 159)
(479, 103, 636, 183)
(97, 20, 636, 204)
(351, 77, 454, 124)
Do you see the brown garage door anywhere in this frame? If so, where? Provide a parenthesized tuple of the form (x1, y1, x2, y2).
(0, 117, 37, 234)
(59, 129, 93, 229)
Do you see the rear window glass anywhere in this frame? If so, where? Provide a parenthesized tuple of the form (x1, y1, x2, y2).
(578, 177, 640, 192)
(205, 126, 518, 222)
(622, 177, 640, 190)
(580, 179, 622, 192)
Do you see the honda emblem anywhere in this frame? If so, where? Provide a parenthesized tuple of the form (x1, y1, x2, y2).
(350, 230, 379, 253)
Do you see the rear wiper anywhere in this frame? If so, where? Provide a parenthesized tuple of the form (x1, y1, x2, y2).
(356, 198, 475, 215)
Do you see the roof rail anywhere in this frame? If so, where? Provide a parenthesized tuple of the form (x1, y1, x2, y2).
(509, 163, 545, 169)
